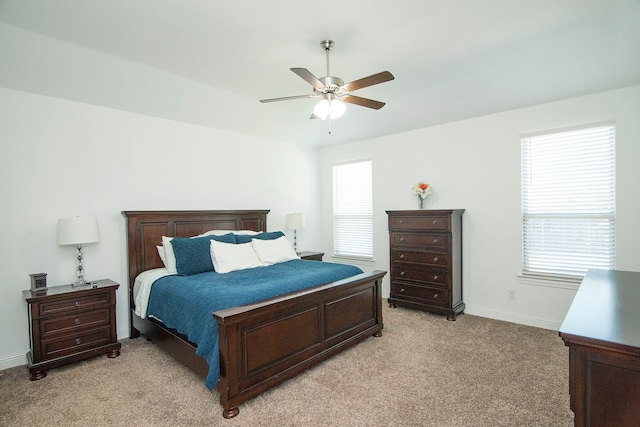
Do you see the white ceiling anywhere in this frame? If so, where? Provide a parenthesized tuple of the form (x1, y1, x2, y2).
(1, 0, 638, 147)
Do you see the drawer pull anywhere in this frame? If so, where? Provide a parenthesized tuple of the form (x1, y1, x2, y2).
(400, 271, 405, 276)
(433, 238, 438, 244)
(399, 254, 405, 259)
(433, 275, 439, 280)
(433, 257, 438, 262)
(75, 338, 81, 345)
(74, 318, 80, 325)
(399, 237, 405, 242)
(433, 293, 439, 299)
(432, 220, 438, 224)
(400, 288, 405, 293)
(399, 219, 404, 224)
(74, 301, 80, 307)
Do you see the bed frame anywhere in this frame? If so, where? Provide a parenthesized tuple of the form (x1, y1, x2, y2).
(122, 210, 386, 418)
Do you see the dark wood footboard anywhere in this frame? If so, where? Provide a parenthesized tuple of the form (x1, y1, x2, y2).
(214, 270, 386, 418)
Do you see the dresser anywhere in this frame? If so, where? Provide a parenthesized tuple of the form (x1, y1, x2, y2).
(386, 210, 464, 320)
(23, 279, 121, 380)
(559, 270, 640, 427)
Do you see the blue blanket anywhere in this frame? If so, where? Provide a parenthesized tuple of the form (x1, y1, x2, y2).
(146, 259, 363, 389)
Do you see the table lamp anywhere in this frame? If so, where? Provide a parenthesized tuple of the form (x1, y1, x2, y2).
(57, 217, 100, 286)
(285, 213, 305, 254)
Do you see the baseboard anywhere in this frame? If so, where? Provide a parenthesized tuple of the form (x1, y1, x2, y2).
(0, 352, 27, 371)
(464, 305, 563, 331)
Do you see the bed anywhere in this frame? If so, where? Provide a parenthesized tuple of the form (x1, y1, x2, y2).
(123, 210, 386, 418)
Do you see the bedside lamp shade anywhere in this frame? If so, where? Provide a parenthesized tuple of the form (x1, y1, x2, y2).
(58, 217, 100, 245)
(58, 217, 100, 286)
(285, 213, 306, 231)
(285, 213, 305, 254)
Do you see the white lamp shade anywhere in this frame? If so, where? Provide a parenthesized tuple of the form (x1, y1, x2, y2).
(57, 217, 100, 245)
(285, 213, 306, 230)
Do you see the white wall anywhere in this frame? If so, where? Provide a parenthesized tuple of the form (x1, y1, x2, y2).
(320, 85, 640, 330)
(0, 87, 319, 370)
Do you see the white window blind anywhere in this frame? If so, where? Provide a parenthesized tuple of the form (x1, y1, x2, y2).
(521, 124, 615, 278)
(333, 160, 373, 259)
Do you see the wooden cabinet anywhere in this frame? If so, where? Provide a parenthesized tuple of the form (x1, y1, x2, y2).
(23, 279, 121, 380)
(386, 210, 464, 320)
(559, 270, 640, 427)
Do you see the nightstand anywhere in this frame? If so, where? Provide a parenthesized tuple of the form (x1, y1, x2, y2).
(299, 251, 324, 261)
(23, 279, 121, 380)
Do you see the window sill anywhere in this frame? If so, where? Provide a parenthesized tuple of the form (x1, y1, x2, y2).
(330, 255, 376, 267)
(517, 274, 582, 290)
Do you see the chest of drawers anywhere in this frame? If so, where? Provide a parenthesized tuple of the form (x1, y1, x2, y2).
(23, 279, 121, 380)
(387, 210, 465, 320)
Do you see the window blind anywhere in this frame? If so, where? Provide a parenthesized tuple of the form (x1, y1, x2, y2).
(521, 124, 615, 278)
(332, 160, 373, 258)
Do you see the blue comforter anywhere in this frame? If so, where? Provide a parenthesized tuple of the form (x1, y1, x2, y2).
(146, 259, 363, 389)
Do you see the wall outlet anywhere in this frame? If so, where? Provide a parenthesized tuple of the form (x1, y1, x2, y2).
(508, 289, 516, 300)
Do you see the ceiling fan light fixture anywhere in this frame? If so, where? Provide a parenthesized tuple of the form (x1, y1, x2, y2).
(313, 97, 346, 121)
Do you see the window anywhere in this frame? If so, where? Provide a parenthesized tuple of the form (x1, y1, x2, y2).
(521, 123, 615, 279)
(332, 159, 373, 259)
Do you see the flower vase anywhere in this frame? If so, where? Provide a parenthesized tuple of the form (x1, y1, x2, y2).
(419, 197, 424, 209)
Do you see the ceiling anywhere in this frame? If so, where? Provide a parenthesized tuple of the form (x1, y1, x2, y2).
(1, 0, 638, 147)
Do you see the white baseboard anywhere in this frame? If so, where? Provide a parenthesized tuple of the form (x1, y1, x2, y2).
(0, 352, 27, 371)
(464, 305, 563, 331)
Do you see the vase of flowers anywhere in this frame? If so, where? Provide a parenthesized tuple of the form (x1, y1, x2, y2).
(412, 182, 432, 209)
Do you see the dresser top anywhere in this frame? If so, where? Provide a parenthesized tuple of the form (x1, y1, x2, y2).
(559, 269, 640, 351)
(386, 209, 465, 215)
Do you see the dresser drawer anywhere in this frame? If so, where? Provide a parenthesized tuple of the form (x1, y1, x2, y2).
(40, 308, 111, 338)
(40, 326, 113, 361)
(39, 292, 112, 316)
(390, 214, 450, 231)
(393, 263, 449, 287)
(391, 249, 450, 267)
(391, 282, 449, 307)
(391, 232, 449, 250)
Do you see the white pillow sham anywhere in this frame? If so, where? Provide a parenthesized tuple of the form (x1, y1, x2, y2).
(161, 236, 178, 274)
(210, 240, 264, 274)
(251, 236, 300, 265)
(199, 229, 260, 237)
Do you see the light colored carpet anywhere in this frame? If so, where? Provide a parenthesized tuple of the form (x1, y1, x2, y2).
(0, 304, 574, 426)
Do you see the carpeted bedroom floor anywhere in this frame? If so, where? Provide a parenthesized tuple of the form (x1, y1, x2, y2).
(0, 304, 574, 426)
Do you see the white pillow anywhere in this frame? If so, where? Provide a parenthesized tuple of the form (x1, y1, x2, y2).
(199, 229, 260, 237)
(156, 245, 167, 266)
(251, 236, 300, 265)
(210, 240, 264, 274)
(161, 236, 178, 274)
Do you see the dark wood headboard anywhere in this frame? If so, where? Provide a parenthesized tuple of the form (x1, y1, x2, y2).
(122, 210, 269, 305)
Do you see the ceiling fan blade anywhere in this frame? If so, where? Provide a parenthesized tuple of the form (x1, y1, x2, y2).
(342, 95, 386, 110)
(260, 94, 319, 103)
(291, 68, 325, 91)
(342, 71, 394, 92)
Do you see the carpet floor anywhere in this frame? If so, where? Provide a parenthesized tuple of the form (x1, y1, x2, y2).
(0, 304, 574, 426)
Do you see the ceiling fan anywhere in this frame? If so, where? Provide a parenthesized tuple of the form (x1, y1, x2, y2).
(260, 40, 394, 120)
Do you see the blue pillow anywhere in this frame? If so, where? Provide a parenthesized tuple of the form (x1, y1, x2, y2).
(234, 231, 284, 244)
(171, 233, 236, 275)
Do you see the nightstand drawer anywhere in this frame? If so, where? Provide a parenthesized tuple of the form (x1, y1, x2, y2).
(390, 215, 451, 231)
(39, 292, 112, 316)
(391, 249, 449, 267)
(41, 308, 111, 338)
(391, 283, 449, 307)
(391, 232, 449, 250)
(40, 326, 113, 360)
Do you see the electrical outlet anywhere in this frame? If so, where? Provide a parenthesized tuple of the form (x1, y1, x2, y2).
(508, 289, 516, 300)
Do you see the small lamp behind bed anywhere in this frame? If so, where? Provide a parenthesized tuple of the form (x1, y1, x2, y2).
(285, 213, 305, 254)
